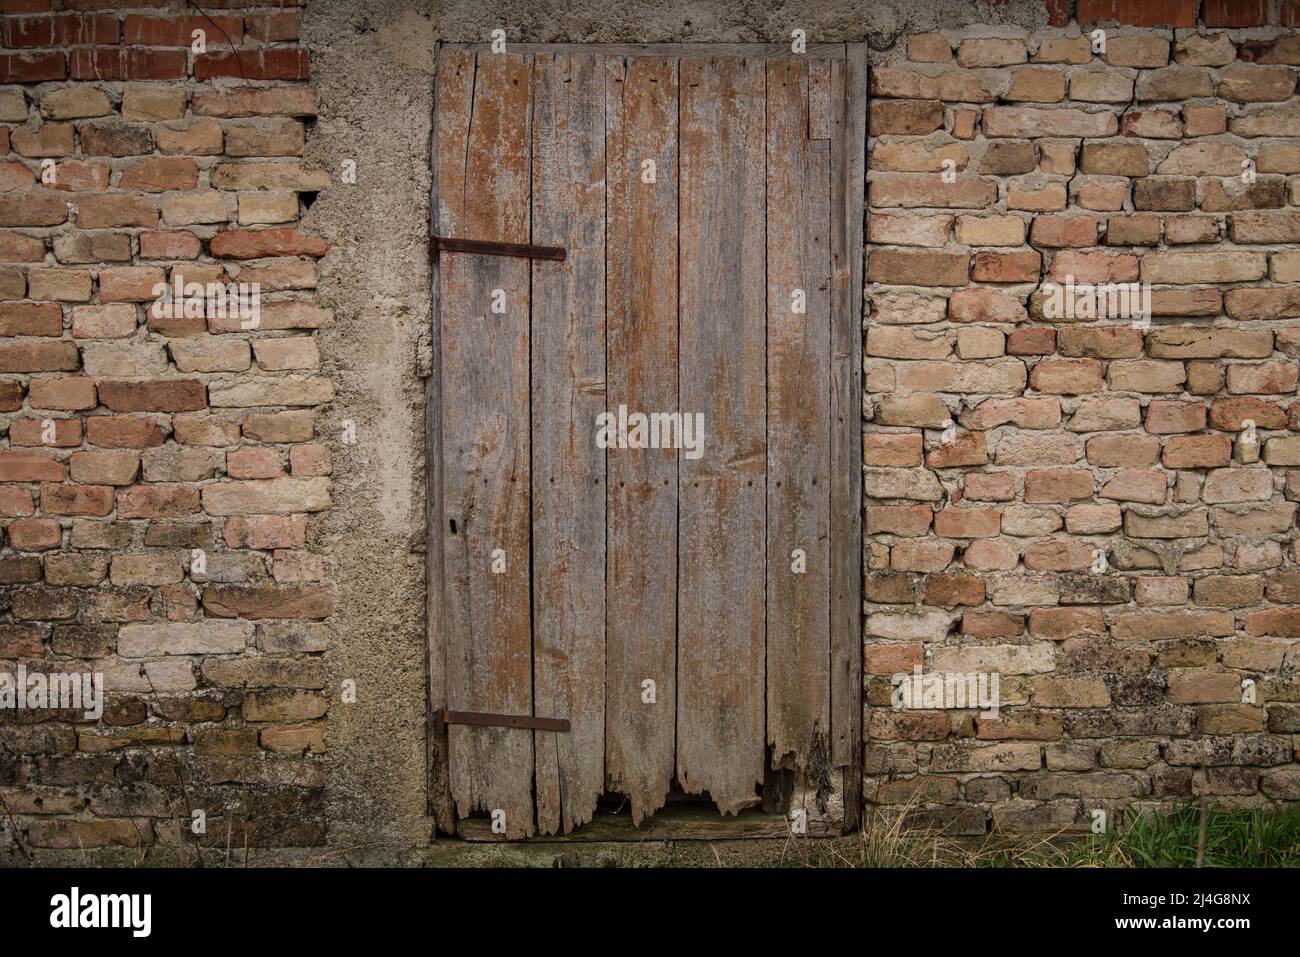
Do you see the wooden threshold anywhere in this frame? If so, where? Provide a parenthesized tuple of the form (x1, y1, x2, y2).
(455, 804, 840, 842)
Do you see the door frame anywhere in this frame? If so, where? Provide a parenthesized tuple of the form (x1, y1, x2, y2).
(424, 41, 867, 838)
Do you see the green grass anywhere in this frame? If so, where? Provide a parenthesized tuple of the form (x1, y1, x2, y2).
(843, 802, 1300, 869)
(1085, 803, 1300, 868)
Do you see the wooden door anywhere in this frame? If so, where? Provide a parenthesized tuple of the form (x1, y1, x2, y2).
(427, 44, 865, 839)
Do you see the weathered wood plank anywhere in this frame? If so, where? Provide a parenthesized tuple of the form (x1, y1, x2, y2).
(676, 56, 768, 816)
(829, 48, 867, 832)
(530, 51, 607, 836)
(765, 58, 832, 775)
(426, 42, 455, 833)
(604, 55, 679, 825)
(761, 764, 795, 814)
(437, 50, 536, 840)
(808, 59, 833, 140)
(456, 804, 838, 842)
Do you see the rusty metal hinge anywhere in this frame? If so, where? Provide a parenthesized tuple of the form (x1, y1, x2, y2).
(431, 236, 566, 262)
(435, 708, 570, 733)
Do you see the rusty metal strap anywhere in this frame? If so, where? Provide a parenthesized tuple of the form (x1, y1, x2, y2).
(435, 709, 570, 733)
(431, 236, 566, 262)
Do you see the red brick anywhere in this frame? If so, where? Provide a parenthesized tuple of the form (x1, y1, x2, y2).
(1202, 0, 1269, 27)
(948, 287, 1026, 324)
(0, 341, 78, 372)
(0, 450, 64, 481)
(924, 574, 986, 607)
(864, 641, 923, 675)
(1025, 468, 1093, 503)
(0, 380, 22, 411)
(964, 471, 1014, 501)
(192, 86, 316, 118)
(964, 612, 1026, 640)
(0, 559, 43, 587)
(1007, 327, 1056, 355)
(1048, 250, 1139, 283)
(1044, 0, 1071, 27)
(0, 192, 69, 227)
(76, 195, 158, 229)
(971, 251, 1041, 282)
(1246, 608, 1300, 637)
(0, 162, 34, 192)
(28, 376, 94, 410)
(139, 230, 201, 259)
(1029, 606, 1105, 640)
(1023, 539, 1096, 571)
(227, 446, 284, 480)
(97, 379, 206, 412)
(1146, 400, 1207, 433)
(0, 51, 66, 83)
(79, 124, 154, 157)
(0, 302, 61, 337)
(1030, 358, 1103, 394)
(210, 228, 329, 259)
(869, 100, 944, 135)
(61, 0, 168, 7)
(0, 486, 34, 516)
(118, 157, 198, 192)
(1209, 397, 1287, 431)
(41, 482, 113, 516)
(99, 266, 165, 302)
(1162, 434, 1232, 468)
(43, 160, 110, 193)
(864, 433, 922, 467)
(933, 507, 1001, 538)
(7, 516, 60, 550)
(70, 47, 186, 81)
(9, 416, 80, 446)
(202, 583, 332, 620)
(122, 15, 242, 47)
(1086, 434, 1161, 466)
(0, 232, 46, 262)
(194, 49, 309, 82)
(116, 484, 200, 518)
(1100, 469, 1168, 504)
(69, 449, 138, 485)
(2, 14, 117, 48)
(928, 431, 988, 468)
(223, 514, 307, 549)
(1030, 215, 1099, 248)
(1076, 0, 1197, 27)
(245, 11, 299, 42)
(85, 415, 166, 448)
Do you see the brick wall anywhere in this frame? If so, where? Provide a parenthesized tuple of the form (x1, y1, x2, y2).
(865, 9, 1300, 832)
(8, 0, 1300, 858)
(0, 0, 331, 858)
